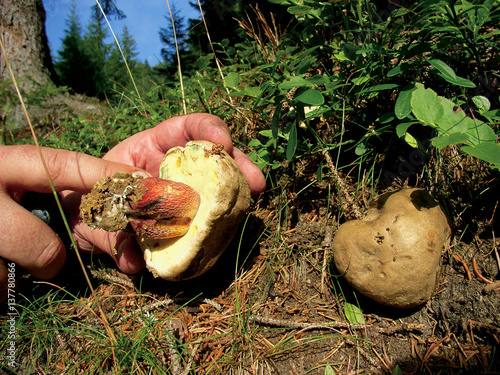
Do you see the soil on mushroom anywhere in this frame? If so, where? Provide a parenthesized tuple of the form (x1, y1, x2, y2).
(80, 172, 144, 232)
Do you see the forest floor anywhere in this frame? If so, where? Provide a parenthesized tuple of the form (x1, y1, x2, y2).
(10, 151, 500, 374)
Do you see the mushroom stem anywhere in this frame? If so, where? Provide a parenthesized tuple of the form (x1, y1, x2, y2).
(80, 173, 200, 239)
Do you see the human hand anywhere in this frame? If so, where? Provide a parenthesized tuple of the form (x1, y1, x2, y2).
(64, 113, 266, 276)
(0, 145, 147, 301)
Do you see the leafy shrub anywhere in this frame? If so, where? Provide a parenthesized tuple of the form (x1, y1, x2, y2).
(233, 0, 500, 175)
(396, 83, 499, 169)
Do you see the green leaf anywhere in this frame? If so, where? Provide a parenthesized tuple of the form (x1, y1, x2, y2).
(352, 76, 370, 86)
(342, 44, 359, 61)
(359, 83, 399, 94)
(482, 109, 500, 121)
(411, 84, 444, 125)
(271, 103, 282, 148)
(324, 363, 336, 375)
(404, 132, 419, 148)
(248, 139, 262, 147)
(355, 142, 368, 155)
(334, 50, 351, 62)
(278, 76, 311, 90)
(428, 59, 475, 88)
(306, 74, 328, 86)
(391, 364, 403, 375)
(431, 133, 470, 149)
(286, 122, 298, 160)
(387, 62, 415, 77)
(293, 89, 324, 106)
(461, 143, 500, 167)
(244, 86, 260, 97)
(317, 159, 324, 183)
(378, 112, 397, 124)
(344, 302, 365, 325)
(428, 59, 457, 81)
(472, 95, 491, 113)
(436, 98, 470, 134)
(395, 85, 416, 119)
(288, 5, 314, 16)
(466, 120, 497, 146)
(225, 72, 240, 89)
(436, 73, 476, 88)
(396, 122, 418, 137)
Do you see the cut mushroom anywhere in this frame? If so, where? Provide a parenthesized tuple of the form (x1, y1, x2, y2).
(80, 141, 252, 281)
(141, 140, 252, 280)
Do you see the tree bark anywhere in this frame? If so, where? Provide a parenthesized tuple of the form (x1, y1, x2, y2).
(0, 0, 97, 133)
(0, 0, 58, 91)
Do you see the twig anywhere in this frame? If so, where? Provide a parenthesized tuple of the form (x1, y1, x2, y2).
(182, 342, 201, 375)
(89, 268, 135, 288)
(117, 299, 173, 323)
(249, 314, 425, 335)
(166, 319, 184, 375)
(320, 247, 329, 295)
(202, 298, 224, 311)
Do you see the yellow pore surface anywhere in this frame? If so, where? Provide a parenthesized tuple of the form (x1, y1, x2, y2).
(144, 144, 218, 267)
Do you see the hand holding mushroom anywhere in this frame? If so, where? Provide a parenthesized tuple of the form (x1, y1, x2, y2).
(0, 113, 266, 300)
(65, 113, 266, 275)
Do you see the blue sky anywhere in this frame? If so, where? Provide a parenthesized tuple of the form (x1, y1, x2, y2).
(42, 0, 200, 65)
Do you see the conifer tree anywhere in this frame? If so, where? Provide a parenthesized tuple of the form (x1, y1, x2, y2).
(159, 4, 188, 66)
(108, 26, 139, 93)
(83, 10, 111, 97)
(55, 2, 94, 95)
(91, 0, 126, 21)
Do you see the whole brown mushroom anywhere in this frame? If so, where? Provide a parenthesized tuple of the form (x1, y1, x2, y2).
(331, 188, 451, 308)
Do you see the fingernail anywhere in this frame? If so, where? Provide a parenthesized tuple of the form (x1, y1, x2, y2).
(132, 170, 152, 179)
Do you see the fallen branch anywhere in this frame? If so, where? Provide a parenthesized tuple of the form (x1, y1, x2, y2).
(249, 314, 426, 335)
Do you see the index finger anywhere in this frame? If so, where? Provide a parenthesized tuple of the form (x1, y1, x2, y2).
(0, 145, 146, 196)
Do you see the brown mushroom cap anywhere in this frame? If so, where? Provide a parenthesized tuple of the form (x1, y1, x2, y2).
(332, 188, 451, 308)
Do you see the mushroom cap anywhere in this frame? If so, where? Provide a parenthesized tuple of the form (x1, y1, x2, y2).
(138, 140, 252, 280)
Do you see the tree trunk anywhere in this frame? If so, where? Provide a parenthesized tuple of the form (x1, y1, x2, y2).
(0, 0, 97, 134)
(0, 0, 58, 91)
